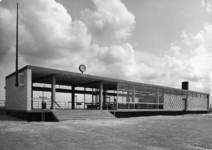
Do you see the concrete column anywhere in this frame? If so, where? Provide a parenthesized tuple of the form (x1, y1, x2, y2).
(207, 97, 210, 111)
(31, 83, 33, 110)
(92, 89, 94, 105)
(99, 82, 103, 110)
(72, 86, 75, 109)
(132, 86, 135, 102)
(156, 89, 159, 109)
(51, 75, 56, 110)
(127, 91, 130, 102)
(184, 98, 188, 111)
(103, 90, 106, 106)
(95, 91, 98, 104)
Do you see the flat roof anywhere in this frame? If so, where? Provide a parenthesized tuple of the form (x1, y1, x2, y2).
(6, 65, 209, 95)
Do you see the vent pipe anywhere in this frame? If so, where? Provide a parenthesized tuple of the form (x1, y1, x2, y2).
(182, 81, 189, 90)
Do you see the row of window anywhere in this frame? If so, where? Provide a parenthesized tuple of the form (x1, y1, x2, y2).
(117, 90, 164, 104)
(118, 83, 209, 99)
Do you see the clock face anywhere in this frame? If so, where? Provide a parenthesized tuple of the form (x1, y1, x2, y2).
(79, 64, 86, 73)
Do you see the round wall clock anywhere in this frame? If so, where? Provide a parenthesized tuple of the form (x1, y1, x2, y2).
(79, 64, 86, 74)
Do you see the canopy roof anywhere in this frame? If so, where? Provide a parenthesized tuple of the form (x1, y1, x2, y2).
(6, 65, 209, 94)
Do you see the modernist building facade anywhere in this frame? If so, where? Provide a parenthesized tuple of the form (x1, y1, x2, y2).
(5, 65, 210, 120)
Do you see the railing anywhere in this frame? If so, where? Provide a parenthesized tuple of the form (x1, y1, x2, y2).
(117, 102, 164, 110)
(0, 100, 5, 108)
(32, 100, 95, 110)
(32, 100, 163, 110)
(52, 99, 61, 109)
(104, 102, 116, 110)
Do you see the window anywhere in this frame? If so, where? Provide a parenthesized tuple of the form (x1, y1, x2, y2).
(141, 93, 148, 103)
(148, 93, 156, 103)
(200, 94, 204, 99)
(129, 85, 134, 91)
(158, 88, 164, 94)
(171, 90, 177, 95)
(122, 91, 127, 103)
(140, 86, 148, 92)
(182, 91, 187, 97)
(177, 90, 182, 95)
(192, 93, 197, 97)
(118, 83, 128, 91)
(148, 87, 156, 92)
(164, 89, 170, 94)
(135, 86, 140, 92)
(197, 93, 200, 98)
(134, 93, 140, 102)
(159, 95, 164, 103)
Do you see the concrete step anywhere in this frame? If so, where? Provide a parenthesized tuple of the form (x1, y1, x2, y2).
(52, 110, 115, 121)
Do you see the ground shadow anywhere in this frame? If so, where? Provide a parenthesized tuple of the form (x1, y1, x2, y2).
(0, 115, 25, 121)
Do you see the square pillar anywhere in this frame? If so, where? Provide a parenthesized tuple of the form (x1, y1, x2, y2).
(72, 86, 75, 109)
(183, 98, 188, 111)
(99, 82, 103, 110)
(103, 90, 106, 106)
(132, 86, 135, 102)
(156, 88, 159, 109)
(51, 75, 56, 110)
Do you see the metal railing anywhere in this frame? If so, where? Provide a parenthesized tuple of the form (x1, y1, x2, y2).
(117, 102, 164, 110)
(32, 101, 98, 110)
(0, 100, 5, 108)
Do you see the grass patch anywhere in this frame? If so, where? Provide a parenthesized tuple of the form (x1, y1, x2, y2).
(0, 115, 212, 150)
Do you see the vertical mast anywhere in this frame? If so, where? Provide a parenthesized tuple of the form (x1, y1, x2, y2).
(15, 3, 19, 87)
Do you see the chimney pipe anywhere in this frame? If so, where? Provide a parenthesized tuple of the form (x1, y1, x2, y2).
(182, 81, 189, 90)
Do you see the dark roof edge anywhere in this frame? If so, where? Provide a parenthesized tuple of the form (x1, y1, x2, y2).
(5, 65, 29, 79)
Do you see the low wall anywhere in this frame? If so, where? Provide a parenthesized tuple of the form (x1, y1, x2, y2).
(111, 110, 209, 118)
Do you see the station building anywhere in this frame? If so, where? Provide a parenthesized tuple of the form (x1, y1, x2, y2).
(5, 65, 210, 121)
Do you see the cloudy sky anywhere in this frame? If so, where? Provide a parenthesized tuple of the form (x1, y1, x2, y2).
(0, 0, 211, 100)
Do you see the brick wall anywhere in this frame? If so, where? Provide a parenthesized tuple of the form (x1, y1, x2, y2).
(187, 97, 208, 110)
(164, 94, 184, 110)
(164, 94, 208, 111)
(5, 69, 32, 111)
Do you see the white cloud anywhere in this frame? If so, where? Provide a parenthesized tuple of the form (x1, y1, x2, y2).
(163, 24, 211, 92)
(201, 0, 212, 14)
(0, 0, 211, 101)
(0, 0, 92, 65)
(81, 0, 135, 45)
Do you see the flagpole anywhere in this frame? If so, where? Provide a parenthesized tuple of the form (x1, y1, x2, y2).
(15, 3, 19, 87)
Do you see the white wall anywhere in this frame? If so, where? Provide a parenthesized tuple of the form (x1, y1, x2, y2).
(5, 69, 32, 111)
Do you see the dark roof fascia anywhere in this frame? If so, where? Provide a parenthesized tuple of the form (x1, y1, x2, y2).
(5, 65, 29, 79)
(5, 65, 210, 95)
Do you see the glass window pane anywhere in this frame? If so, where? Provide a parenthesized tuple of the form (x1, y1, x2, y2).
(182, 91, 187, 98)
(140, 86, 148, 92)
(171, 90, 175, 95)
(159, 94, 164, 103)
(164, 89, 170, 94)
(129, 85, 134, 91)
(134, 92, 140, 102)
(148, 93, 156, 103)
(197, 93, 200, 98)
(140, 93, 148, 103)
(177, 90, 182, 95)
(122, 91, 127, 103)
(192, 93, 196, 97)
(201, 94, 204, 99)
(135, 86, 140, 92)
(118, 83, 128, 91)
(159, 88, 164, 94)
(148, 87, 156, 92)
